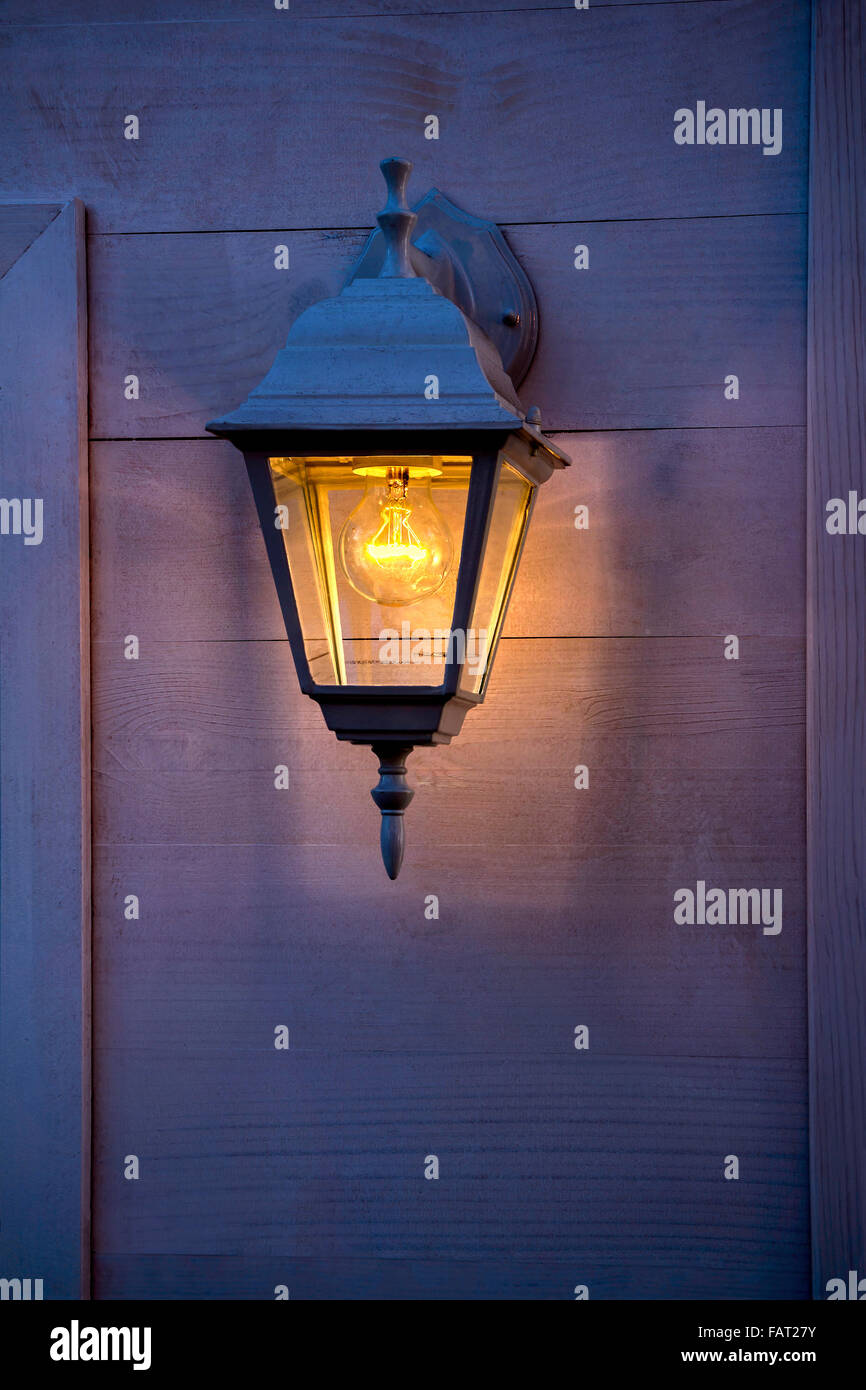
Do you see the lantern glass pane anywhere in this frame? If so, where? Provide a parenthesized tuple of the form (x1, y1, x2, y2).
(269, 455, 471, 686)
(458, 459, 534, 696)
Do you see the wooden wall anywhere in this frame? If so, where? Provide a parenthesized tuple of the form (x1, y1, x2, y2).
(0, 201, 90, 1299)
(807, 0, 866, 1299)
(0, 0, 811, 1298)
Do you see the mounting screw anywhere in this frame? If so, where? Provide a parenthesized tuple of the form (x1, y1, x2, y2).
(502, 310, 521, 327)
(525, 405, 542, 427)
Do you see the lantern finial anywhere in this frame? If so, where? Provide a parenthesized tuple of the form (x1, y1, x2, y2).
(370, 743, 415, 878)
(376, 157, 417, 280)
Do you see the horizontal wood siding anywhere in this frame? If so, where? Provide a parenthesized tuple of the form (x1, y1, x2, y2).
(0, 0, 740, 22)
(0, 0, 810, 1297)
(88, 217, 807, 436)
(92, 1054, 807, 1299)
(90, 430, 806, 641)
(0, 2, 809, 231)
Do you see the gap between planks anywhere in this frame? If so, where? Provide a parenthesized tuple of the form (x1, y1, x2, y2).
(85, 209, 806, 238)
(0, 1, 748, 35)
(90, 425, 806, 442)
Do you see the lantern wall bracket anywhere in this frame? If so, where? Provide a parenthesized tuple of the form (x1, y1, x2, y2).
(346, 180, 539, 387)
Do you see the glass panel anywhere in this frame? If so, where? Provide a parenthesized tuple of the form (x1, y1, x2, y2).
(458, 459, 534, 696)
(269, 455, 471, 686)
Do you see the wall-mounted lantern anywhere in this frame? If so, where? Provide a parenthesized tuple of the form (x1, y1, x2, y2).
(207, 157, 569, 878)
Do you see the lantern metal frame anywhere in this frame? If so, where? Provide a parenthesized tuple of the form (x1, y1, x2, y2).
(207, 157, 569, 877)
(235, 427, 563, 745)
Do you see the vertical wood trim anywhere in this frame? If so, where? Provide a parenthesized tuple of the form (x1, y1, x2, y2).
(76, 197, 93, 1302)
(807, 0, 866, 1298)
(0, 199, 91, 1299)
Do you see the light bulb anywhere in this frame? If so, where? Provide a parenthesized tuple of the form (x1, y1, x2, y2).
(339, 465, 453, 606)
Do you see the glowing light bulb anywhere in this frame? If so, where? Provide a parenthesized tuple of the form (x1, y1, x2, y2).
(339, 465, 453, 606)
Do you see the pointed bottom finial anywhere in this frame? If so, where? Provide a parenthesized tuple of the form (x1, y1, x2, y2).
(370, 743, 415, 878)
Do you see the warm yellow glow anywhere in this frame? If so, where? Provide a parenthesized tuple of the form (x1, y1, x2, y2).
(350, 455, 471, 478)
(364, 485, 429, 570)
(268, 455, 469, 677)
(365, 520, 428, 568)
(352, 463, 441, 479)
(366, 542, 428, 564)
(340, 465, 452, 605)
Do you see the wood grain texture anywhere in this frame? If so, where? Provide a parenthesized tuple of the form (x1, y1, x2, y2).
(89, 429, 805, 642)
(0, 201, 90, 1299)
(1, 0, 731, 23)
(88, 215, 807, 435)
(0, 1, 809, 233)
(94, 1243, 807, 1302)
(39, 0, 811, 1301)
(89, 1047, 807, 1299)
(807, 0, 866, 1299)
(89, 634, 805, 1061)
(0, 202, 61, 279)
(91, 634, 806, 834)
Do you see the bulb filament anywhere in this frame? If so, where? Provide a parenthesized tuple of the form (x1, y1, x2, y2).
(364, 468, 429, 570)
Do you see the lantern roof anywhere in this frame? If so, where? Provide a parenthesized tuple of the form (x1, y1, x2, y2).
(206, 273, 524, 433)
(206, 158, 568, 470)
